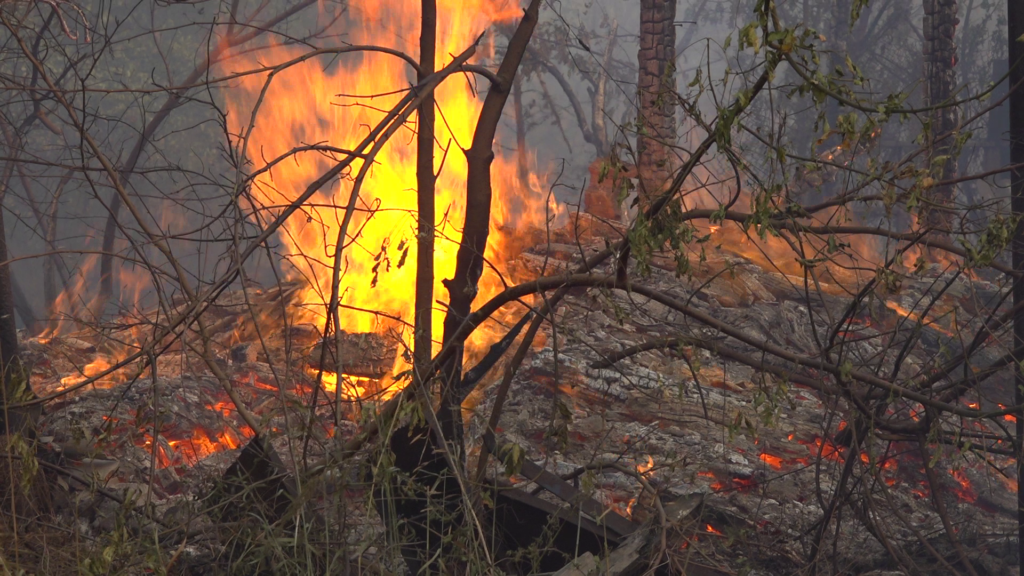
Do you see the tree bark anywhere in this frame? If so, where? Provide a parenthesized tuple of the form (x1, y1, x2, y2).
(9, 274, 41, 336)
(414, 0, 436, 390)
(922, 0, 959, 236)
(636, 0, 677, 201)
(1008, 0, 1023, 569)
(0, 185, 36, 435)
(438, 0, 542, 449)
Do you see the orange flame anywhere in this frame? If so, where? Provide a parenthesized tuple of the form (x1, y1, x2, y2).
(59, 356, 114, 389)
(884, 301, 953, 336)
(758, 453, 784, 470)
(637, 455, 655, 477)
(221, 0, 562, 398)
(950, 469, 976, 503)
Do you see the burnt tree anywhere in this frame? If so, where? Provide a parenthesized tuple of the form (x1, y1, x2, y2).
(636, 0, 677, 201)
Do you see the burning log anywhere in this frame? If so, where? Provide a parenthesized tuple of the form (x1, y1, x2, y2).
(308, 331, 398, 379)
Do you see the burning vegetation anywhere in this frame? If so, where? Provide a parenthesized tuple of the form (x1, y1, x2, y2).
(0, 0, 1023, 575)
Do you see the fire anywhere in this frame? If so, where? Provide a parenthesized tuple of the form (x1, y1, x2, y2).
(139, 424, 254, 470)
(222, 0, 561, 397)
(950, 469, 976, 503)
(884, 301, 953, 336)
(315, 369, 373, 400)
(798, 436, 843, 463)
(758, 452, 784, 470)
(997, 404, 1016, 423)
(637, 455, 655, 477)
(705, 523, 723, 535)
(59, 356, 114, 389)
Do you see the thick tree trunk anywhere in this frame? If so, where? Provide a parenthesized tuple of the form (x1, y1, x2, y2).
(9, 274, 41, 336)
(1008, 0, 1023, 569)
(636, 0, 677, 202)
(0, 206, 36, 435)
(922, 0, 959, 236)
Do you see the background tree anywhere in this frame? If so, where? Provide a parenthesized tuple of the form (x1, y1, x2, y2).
(923, 0, 960, 238)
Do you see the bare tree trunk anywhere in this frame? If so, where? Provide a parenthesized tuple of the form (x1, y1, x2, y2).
(922, 0, 959, 236)
(1008, 0, 1023, 569)
(0, 191, 36, 435)
(0, 138, 36, 434)
(414, 0, 436, 390)
(827, 0, 848, 135)
(591, 20, 618, 157)
(439, 0, 542, 449)
(636, 0, 677, 201)
(9, 274, 41, 336)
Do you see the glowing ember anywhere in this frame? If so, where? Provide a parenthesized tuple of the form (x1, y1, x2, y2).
(138, 424, 254, 470)
(709, 474, 758, 493)
(758, 453, 784, 470)
(950, 469, 976, 503)
(797, 436, 844, 464)
(997, 404, 1017, 423)
(705, 523, 723, 535)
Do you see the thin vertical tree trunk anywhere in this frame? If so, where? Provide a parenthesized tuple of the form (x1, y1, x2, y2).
(592, 20, 618, 157)
(923, 0, 959, 237)
(1008, 0, 1023, 569)
(636, 0, 677, 202)
(439, 0, 542, 448)
(414, 0, 436, 391)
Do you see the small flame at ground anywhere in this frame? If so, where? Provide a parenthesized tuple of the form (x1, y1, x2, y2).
(637, 455, 655, 477)
(59, 356, 114, 389)
(759, 452, 784, 470)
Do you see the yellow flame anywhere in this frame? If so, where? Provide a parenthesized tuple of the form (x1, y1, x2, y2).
(59, 356, 114, 389)
(222, 0, 560, 394)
